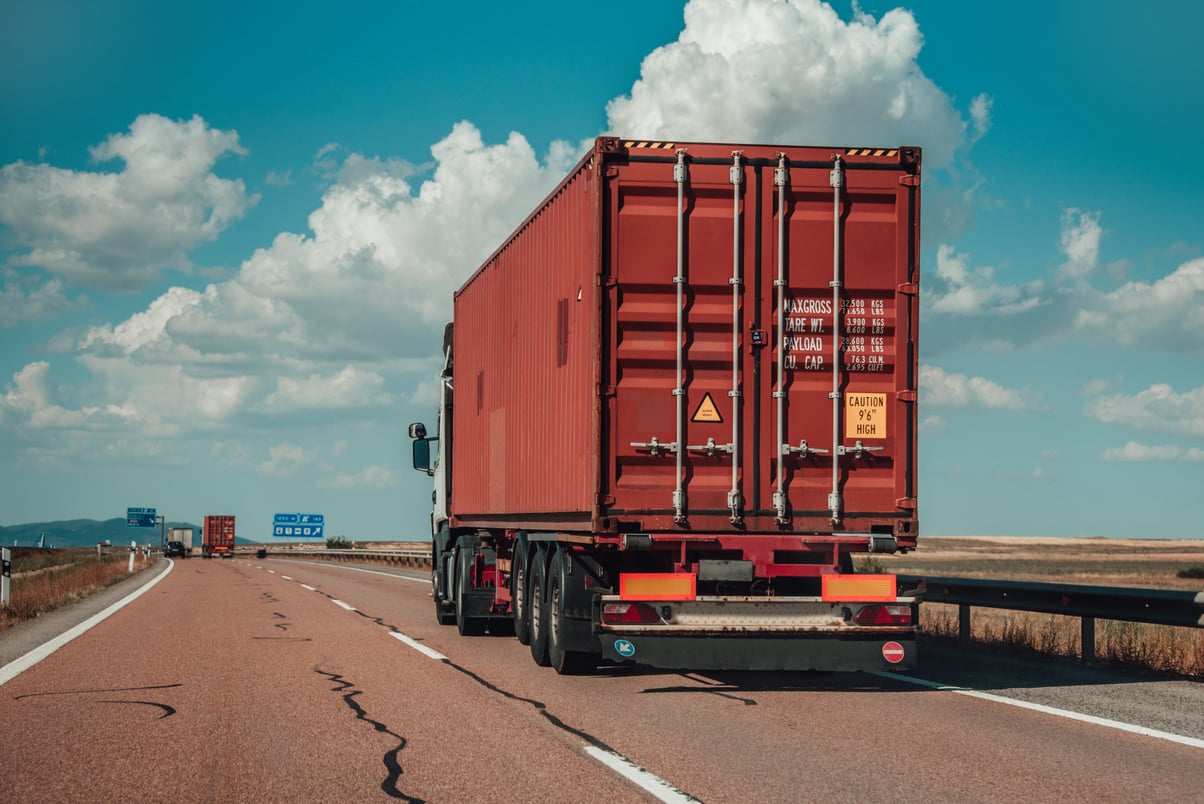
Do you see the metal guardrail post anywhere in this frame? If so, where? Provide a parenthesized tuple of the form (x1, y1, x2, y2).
(958, 604, 971, 649)
(2, 547, 10, 607)
(1082, 616, 1096, 665)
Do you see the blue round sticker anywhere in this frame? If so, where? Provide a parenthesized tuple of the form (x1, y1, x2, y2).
(615, 639, 636, 658)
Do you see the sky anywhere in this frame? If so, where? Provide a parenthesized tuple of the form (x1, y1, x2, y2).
(1, 0, 1201, 541)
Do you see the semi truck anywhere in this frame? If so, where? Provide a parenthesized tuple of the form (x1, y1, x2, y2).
(409, 137, 921, 674)
(202, 515, 235, 558)
(167, 526, 193, 557)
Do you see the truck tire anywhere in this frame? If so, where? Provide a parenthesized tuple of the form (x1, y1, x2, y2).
(528, 549, 550, 666)
(548, 552, 595, 675)
(432, 567, 455, 626)
(512, 541, 532, 645)
(455, 548, 485, 636)
(432, 531, 455, 625)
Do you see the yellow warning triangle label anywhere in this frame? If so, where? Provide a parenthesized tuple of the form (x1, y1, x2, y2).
(691, 393, 724, 423)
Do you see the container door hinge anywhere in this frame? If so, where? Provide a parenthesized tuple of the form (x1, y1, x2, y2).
(897, 389, 916, 402)
(898, 173, 920, 187)
(897, 282, 918, 295)
(896, 497, 917, 510)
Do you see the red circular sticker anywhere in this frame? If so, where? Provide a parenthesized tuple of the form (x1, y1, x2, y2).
(882, 641, 905, 664)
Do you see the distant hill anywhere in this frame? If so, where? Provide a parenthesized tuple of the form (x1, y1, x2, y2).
(0, 519, 258, 548)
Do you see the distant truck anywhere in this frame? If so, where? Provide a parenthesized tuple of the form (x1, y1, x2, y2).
(168, 527, 193, 557)
(202, 515, 235, 558)
(409, 138, 921, 674)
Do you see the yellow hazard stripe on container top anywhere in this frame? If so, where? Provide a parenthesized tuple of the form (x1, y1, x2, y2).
(624, 141, 676, 150)
(619, 572, 696, 601)
(821, 573, 897, 602)
(845, 148, 899, 157)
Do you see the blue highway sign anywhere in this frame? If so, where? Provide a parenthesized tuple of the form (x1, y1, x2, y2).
(272, 513, 325, 539)
(127, 507, 157, 528)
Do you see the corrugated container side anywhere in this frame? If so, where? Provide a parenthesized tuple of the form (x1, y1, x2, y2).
(451, 156, 600, 529)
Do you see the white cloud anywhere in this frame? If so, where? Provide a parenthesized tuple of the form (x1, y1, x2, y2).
(929, 244, 1044, 316)
(927, 208, 1204, 355)
(0, 272, 88, 326)
(1101, 441, 1204, 462)
(260, 366, 392, 413)
(7, 122, 573, 445)
(1085, 383, 1204, 437)
(320, 464, 399, 489)
(920, 365, 1034, 410)
(969, 93, 993, 142)
(1074, 258, 1204, 352)
(258, 442, 318, 478)
(1058, 208, 1103, 281)
(606, 0, 975, 170)
(0, 114, 257, 292)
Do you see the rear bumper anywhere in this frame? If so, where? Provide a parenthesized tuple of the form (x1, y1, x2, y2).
(599, 632, 916, 672)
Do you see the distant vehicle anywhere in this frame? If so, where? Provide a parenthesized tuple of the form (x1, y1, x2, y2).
(165, 541, 187, 558)
(203, 515, 236, 557)
(168, 527, 193, 556)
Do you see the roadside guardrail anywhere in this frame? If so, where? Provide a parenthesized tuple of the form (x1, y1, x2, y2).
(271, 548, 431, 569)
(899, 574, 1204, 664)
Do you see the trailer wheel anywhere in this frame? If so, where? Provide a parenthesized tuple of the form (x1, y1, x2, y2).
(548, 557, 594, 675)
(512, 543, 532, 645)
(528, 550, 550, 666)
(432, 567, 455, 625)
(455, 548, 485, 636)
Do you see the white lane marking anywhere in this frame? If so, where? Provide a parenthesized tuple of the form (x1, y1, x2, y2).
(0, 560, 175, 687)
(389, 632, 448, 661)
(583, 746, 700, 803)
(330, 599, 357, 611)
(872, 671, 1204, 751)
(300, 584, 318, 591)
(281, 576, 292, 581)
(266, 570, 276, 574)
(272, 559, 428, 583)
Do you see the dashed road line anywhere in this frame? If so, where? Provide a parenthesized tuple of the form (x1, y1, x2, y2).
(330, 599, 357, 612)
(583, 746, 700, 803)
(389, 632, 448, 661)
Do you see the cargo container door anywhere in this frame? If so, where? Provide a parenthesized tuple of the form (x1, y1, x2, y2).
(606, 146, 759, 531)
(765, 149, 919, 540)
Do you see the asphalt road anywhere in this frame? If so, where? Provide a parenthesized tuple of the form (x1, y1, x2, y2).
(1, 556, 1201, 802)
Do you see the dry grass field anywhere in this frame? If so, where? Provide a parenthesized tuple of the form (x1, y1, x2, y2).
(0, 549, 155, 633)
(864, 537, 1204, 678)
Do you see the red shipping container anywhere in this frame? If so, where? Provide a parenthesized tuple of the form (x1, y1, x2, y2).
(450, 138, 919, 546)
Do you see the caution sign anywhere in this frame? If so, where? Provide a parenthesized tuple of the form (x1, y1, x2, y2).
(691, 393, 723, 423)
(845, 393, 887, 439)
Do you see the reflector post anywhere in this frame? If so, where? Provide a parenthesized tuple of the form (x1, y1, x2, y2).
(619, 573, 697, 601)
(822, 574, 896, 602)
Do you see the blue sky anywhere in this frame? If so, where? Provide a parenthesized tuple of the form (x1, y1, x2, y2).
(1, 0, 1201, 541)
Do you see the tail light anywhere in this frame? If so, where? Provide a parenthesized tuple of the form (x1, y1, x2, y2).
(601, 602, 662, 625)
(854, 604, 912, 626)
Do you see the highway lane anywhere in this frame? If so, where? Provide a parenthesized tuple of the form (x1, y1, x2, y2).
(0, 558, 650, 803)
(2, 556, 1202, 802)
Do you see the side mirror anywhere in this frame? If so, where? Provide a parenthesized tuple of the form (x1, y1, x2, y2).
(412, 438, 433, 474)
(408, 422, 427, 439)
